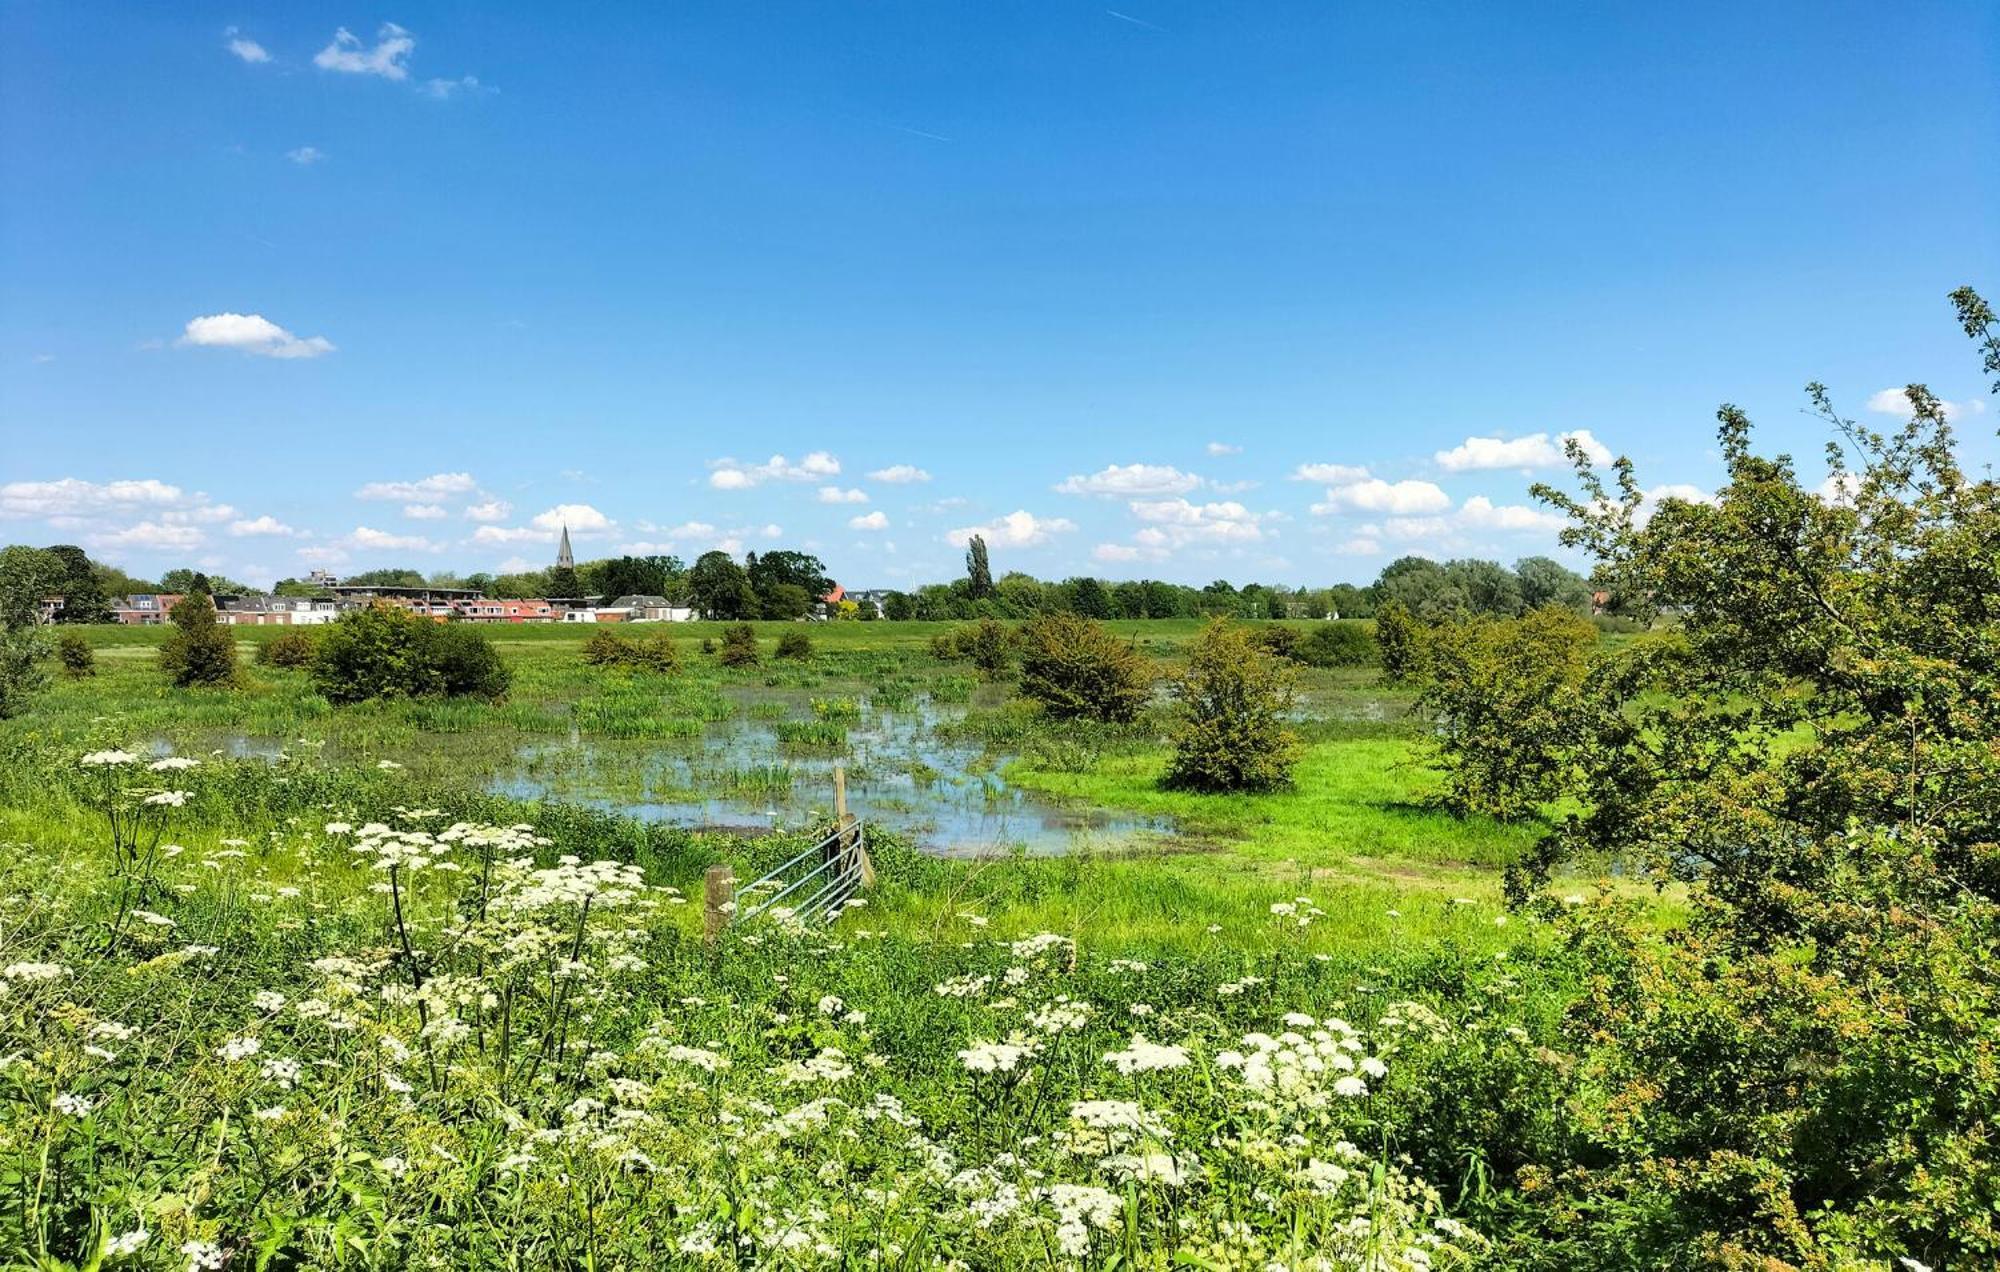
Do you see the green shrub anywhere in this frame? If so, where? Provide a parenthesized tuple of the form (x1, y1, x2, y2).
(158, 594, 237, 688)
(718, 623, 760, 668)
(1373, 600, 1425, 682)
(310, 604, 511, 704)
(583, 629, 681, 673)
(775, 630, 813, 660)
(55, 631, 94, 678)
(1246, 624, 1300, 662)
(1017, 613, 1151, 723)
(928, 632, 961, 661)
(255, 630, 318, 669)
(0, 628, 49, 718)
(1296, 621, 1377, 668)
(956, 618, 1016, 678)
(1163, 619, 1300, 792)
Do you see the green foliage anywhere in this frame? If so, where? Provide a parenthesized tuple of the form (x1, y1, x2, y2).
(1245, 623, 1299, 662)
(255, 629, 318, 669)
(760, 582, 812, 621)
(55, 631, 94, 678)
(688, 551, 758, 620)
(1163, 619, 1300, 792)
(718, 622, 760, 667)
(1296, 621, 1377, 668)
(310, 604, 510, 704)
(1373, 601, 1425, 682)
(1415, 606, 1595, 821)
(955, 618, 1017, 678)
(1017, 613, 1153, 723)
(158, 593, 237, 688)
(582, 628, 680, 673)
(774, 629, 813, 660)
(0, 627, 50, 718)
(964, 533, 994, 599)
(1513, 555, 1592, 612)
(0, 545, 63, 629)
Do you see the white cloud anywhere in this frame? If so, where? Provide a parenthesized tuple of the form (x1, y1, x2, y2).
(1332, 536, 1382, 556)
(1434, 430, 1612, 472)
(1, 477, 187, 519)
(287, 146, 325, 166)
(421, 75, 485, 99)
(225, 32, 270, 64)
(1866, 387, 1987, 421)
(1291, 462, 1370, 484)
(177, 312, 335, 359)
(1817, 472, 1861, 507)
(817, 486, 869, 504)
(295, 546, 351, 565)
(868, 464, 931, 484)
(403, 504, 447, 520)
(355, 473, 477, 502)
(471, 525, 543, 545)
(228, 515, 297, 537)
(1093, 543, 1143, 562)
(530, 504, 611, 533)
(463, 497, 511, 522)
(1205, 442, 1242, 456)
(945, 510, 1077, 548)
(1311, 477, 1451, 516)
(708, 452, 841, 489)
(314, 24, 414, 80)
(88, 522, 206, 552)
(346, 526, 439, 552)
(1455, 495, 1567, 532)
(1055, 463, 1202, 497)
(1127, 498, 1268, 546)
(849, 511, 890, 531)
(1642, 483, 1714, 511)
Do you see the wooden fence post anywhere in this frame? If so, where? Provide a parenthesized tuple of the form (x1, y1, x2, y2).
(834, 764, 875, 890)
(703, 864, 734, 946)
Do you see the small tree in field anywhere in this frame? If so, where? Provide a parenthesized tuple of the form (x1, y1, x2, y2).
(1296, 621, 1376, 668)
(1163, 620, 1299, 792)
(1415, 605, 1595, 820)
(718, 623, 760, 668)
(311, 604, 509, 703)
(1372, 600, 1425, 682)
(56, 632, 95, 678)
(256, 630, 317, 668)
(956, 618, 1016, 679)
(1017, 613, 1151, 723)
(0, 629, 49, 718)
(159, 592, 237, 688)
(775, 630, 812, 660)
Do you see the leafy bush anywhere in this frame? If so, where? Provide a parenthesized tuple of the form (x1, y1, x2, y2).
(158, 594, 236, 688)
(956, 618, 1016, 678)
(1296, 621, 1377, 668)
(1017, 613, 1152, 723)
(774, 630, 813, 660)
(1373, 600, 1425, 682)
(1414, 605, 1595, 820)
(310, 604, 510, 704)
(583, 629, 680, 673)
(255, 630, 317, 669)
(0, 628, 50, 718)
(1163, 619, 1300, 792)
(718, 623, 760, 668)
(1246, 624, 1299, 662)
(55, 632, 94, 678)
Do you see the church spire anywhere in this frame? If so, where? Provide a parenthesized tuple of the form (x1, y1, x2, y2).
(556, 523, 574, 570)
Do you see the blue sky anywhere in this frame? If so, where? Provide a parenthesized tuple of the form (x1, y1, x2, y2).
(2, 1, 1994, 589)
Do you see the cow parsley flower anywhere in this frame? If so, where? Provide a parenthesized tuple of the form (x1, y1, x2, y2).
(149, 756, 199, 771)
(81, 750, 138, 767)
(1103, 1034, 1190, 1074)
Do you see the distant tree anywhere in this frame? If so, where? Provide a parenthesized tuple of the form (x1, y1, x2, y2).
(1373, 600, 1425, 682)
(593, 554, 683, 600)
(1163, 620, 1300, 792)
(270, 578, 325, 598)
(882, 591, 915, 621)
(1067, 576, 1114, 619)
(996, 571, 1050, 617)
(717, 622, 760, 667)
(92, 561, 156, 600)
(1112, 580, 1147, 619)
(546, 563, 583, 599)
(1142, 580, 1188, 619)
(965, 535, 995, 600)
(56, 631, 95, 678)
(159, 593, 237, 688)
(1018, 613, 1152, 723)
(1327, 583, 1374, 619)
(44, 546, 110, 623)
(1199, 580, 1239, 615)
(1375, 557, 1464, 620)
(760, 582, 812, 621)
(688, 552, 758, 620)
(748, 550, 832, 603)
(0, 545, 63, 628)
(856, 599, 880, 621)
(311, 604, 509, 703)
(1514, 555, 1593, 612)
(489, 570, 553, 599)
(1445, 558, 1525, 616)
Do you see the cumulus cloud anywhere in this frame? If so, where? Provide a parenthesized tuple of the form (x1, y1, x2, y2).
(1127, 498, 1268, 547)
(1093, 543, 1143, 562)
(355, 473, 478, 502)
(1, 477, 188, 519)
(88, 522, 206, 552)
(228, 515, 298, 537)
(849, 511, 890, 531)
(1817, 472, 1861, 507)
(224, 31, 270, 63)
(1434, 430, 1612, 472)
(1311, 477, 1451, 516)
(1205, 442, 1242, 456)
(177, 312, 335, 359)
(530, 503, 611, 533)
(945, 510, 1076, 548)
(421, 75, 485, 99)
(1291, 462, 1371, 484)
(708, 452, 841, 489)
(286, 146, 325, 165)
(868, 464, 931, 483)
(1866, 387, 1986, 421)
(314, 24, 414, 79)
(403, 504, 447, 520)
(1454, 495, 1567, 532)
(346, 526, 439, 552)
(1332, 536, 1382, 556)
(1055, 463, 1202, 497)
(462, 497, 511, 523)
(817, 487, 869, 504)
